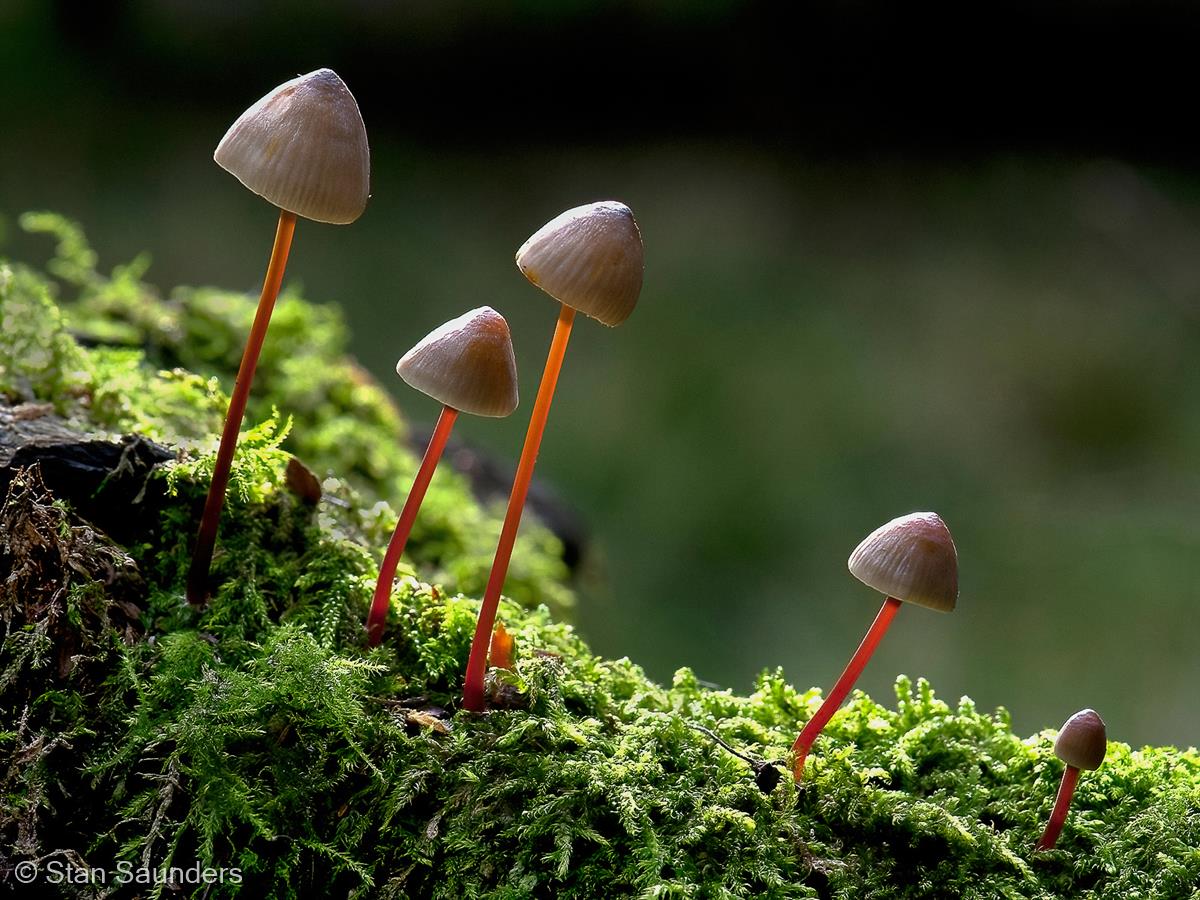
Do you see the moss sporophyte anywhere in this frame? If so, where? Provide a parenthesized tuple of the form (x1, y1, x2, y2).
(3, 221, 1200, 896)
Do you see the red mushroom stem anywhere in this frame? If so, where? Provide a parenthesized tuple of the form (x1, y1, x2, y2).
(187, 209, 298, 605)
(1036, 764, 1080, 851)
(791, 595, 903, 782)
(461, 303, 576, 711)
(365, 404, 460, 647)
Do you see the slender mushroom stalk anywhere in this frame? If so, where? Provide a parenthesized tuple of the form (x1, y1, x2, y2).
(187, 68, 370, 606)
(460, 201, 644, 712)
(365, 307, 519, 647)
(1036, 708, 1106, 851)
(792, 512, 959, 782)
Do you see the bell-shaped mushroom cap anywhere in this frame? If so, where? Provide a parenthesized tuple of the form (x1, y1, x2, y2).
(397, 307, 519, 417)
(847, 512, 959, 612)
(214, 68, 370, 225)
(515, 201, 644, 326)
(1053, 708, 1107, 770)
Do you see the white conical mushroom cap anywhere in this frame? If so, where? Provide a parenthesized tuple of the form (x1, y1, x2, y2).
(397, 307, 519, 417)
(214, 68, 370, 225)
(1053, 709, 1107, 770)
(847, 512, 959, 612)
(515, 201, 644, 326)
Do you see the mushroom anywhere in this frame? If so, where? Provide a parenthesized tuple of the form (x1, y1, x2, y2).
(488, 622, 515, 670)
(1036, 708, 1106, 850)
(187, 68, 370, 605)
(365, 307, 519, 647)
(791, 511, 959, 782)
(460, 201, 644, 712)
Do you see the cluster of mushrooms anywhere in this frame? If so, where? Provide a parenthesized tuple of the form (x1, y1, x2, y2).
(188, 68, 1108, 853)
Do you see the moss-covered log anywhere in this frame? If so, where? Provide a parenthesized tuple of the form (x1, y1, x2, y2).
(1, 216, 1198, 898)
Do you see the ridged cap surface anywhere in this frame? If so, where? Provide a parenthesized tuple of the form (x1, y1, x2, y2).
(397, 307, 518, 417)
(214, 68, 370, 224)
(847, 512, 959, 612)
(1054, 709, 1107, 770)
(515, 201, 644, 326)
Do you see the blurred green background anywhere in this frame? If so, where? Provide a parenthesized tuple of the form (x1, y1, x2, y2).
(3, 1, 1198, 748)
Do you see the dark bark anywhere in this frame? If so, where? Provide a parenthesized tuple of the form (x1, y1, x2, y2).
(0, 403, 173, 544)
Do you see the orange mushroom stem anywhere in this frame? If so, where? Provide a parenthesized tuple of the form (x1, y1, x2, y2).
(791, 595, 902, 780)
(187, 210, 296, 604)
(365, 405, 458, 646)
(461, 304, 575, 710)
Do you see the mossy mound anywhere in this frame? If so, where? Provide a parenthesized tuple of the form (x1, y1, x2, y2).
(1, 216, 1198, 899)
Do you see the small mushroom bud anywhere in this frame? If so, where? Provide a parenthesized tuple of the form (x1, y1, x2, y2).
(460, 201, 644, 712)
(488, 622, 515, 670)
(365, 308, 518, 647)
(791, 512, 959, 782)
(188, 68, 370, 606)
(1036, 708, 1107, 851)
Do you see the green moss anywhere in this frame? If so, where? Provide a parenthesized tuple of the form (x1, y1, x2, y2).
(3, 212, 572, 614)
(0, 264, 92, 412)
(2, 218, 1199, 898)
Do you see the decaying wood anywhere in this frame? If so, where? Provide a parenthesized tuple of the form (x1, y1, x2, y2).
(0, 402, 173, 544)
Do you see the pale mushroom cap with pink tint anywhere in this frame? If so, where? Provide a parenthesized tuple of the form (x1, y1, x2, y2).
(847, 512, 959, 612)
(397, 307, 519, 418)
(1054, 708, 1107, 770)
(214, 68, 370, 225)
(515, 201, 644, 326)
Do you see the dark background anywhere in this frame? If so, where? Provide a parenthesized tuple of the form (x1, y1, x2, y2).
(3, 0, 1199, 748)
